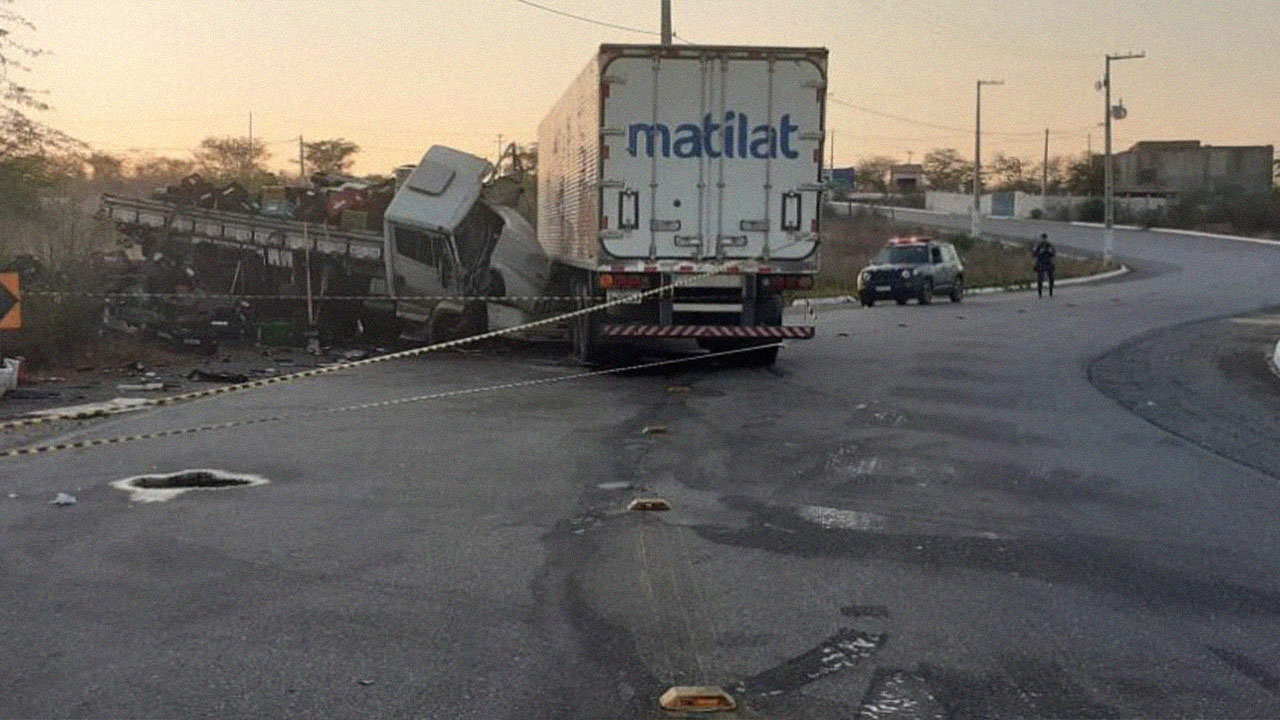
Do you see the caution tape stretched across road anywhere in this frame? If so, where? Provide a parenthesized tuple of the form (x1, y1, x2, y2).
(0, 343, 782, 459)
(0, 266, 743, 433)
(25, 290, 579, 303)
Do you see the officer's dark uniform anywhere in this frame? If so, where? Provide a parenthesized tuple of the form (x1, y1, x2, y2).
(1033, 238, 1056, 298)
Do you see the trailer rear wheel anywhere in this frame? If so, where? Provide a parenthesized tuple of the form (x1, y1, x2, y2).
(569, 276, 605, 365)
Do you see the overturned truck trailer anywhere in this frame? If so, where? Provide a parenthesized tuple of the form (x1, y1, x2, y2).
(381, 146, 549, 343)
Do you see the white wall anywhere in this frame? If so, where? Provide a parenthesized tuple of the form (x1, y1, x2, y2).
(925, 191, 1169, 219)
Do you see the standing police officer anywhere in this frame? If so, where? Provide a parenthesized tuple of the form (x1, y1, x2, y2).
(1033, 233, 1056, 298)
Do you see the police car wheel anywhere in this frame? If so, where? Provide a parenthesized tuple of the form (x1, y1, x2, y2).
(918, 280, 933, 305)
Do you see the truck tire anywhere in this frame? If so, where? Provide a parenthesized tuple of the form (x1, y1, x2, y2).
(569, 276, 606, 365)
(427, 306, 462, 345)
(918, 279, 933, 305)
(950, 277, 964, 303)
(860, 291, 875, 307)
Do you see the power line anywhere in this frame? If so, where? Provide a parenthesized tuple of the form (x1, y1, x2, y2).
(829, 96, 1090, 140)
(512, 0, 693, 43)
(512, 0, 655, 35)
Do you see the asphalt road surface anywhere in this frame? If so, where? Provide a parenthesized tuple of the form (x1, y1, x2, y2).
(3, 211, 1280, 719)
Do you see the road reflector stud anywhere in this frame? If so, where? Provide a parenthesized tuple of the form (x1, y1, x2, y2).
(628, 497, 672, 512)
(659, 686, 736, 712)
(642, 425, 669, 435)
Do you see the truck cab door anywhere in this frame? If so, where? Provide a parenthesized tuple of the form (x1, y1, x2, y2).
(390, 225, 455, 323)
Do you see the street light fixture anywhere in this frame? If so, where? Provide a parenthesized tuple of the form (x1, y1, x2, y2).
(1100, 51, 1144, 263)
(972, 79, 1004, 239)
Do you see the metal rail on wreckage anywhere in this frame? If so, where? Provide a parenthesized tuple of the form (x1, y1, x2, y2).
(98, 194, 385, 264)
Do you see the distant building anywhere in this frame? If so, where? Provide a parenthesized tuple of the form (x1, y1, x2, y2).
(1114, 141, 1274, 196)
(887, 163, 923, 193)
(827, 166, 857, 189)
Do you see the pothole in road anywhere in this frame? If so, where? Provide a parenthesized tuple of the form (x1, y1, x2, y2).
(111, 469, 269, 503)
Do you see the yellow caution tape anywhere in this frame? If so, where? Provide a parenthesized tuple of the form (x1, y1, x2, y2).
(0, 343, 782, 459)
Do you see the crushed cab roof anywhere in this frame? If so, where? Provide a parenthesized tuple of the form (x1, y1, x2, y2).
(384, 146, 492, 235)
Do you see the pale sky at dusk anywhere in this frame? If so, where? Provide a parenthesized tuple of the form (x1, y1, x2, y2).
(14, 0, 1280, 175)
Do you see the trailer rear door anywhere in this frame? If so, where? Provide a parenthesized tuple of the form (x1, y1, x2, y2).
(600, 48, 825, 262)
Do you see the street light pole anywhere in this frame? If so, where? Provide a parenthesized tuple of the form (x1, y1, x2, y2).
(972, 79, 1003, 238)
(1042, 128, 1050, 202)
(1102, 51, 1144, 263)
(660, 0, 672, 45)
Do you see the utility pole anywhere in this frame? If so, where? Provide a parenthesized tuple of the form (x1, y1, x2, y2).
(1042, 128, 1050, 201)
(247, 112, 253, 179)
(298, 135, 305, 183)
(829, 130, 835, 175)
(660, 0, 672, 45)
(1102, 51, 1144, 263)
(972, 79, 1003, 238)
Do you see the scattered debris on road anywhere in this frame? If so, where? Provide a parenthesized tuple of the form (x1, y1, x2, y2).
(187, 369, 250, 383)
(115, 382, 165, 391)
(641, 425, 669, 435)
(50, 493, 77, 506)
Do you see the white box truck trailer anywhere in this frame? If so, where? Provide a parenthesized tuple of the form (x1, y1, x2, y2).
(539, 44, 827, 365)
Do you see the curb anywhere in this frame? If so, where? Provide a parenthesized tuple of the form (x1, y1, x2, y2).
(1271, 336, 1280, 380)
(791, 264, 1131, 307)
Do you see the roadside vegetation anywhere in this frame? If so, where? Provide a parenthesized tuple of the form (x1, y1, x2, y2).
(797, 205, 1118, 299)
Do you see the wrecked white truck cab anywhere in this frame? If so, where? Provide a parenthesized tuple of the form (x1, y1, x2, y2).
(381, 146, 548, 341)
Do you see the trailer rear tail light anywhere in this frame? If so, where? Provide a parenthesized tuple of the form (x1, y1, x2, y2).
(598, 273, 656, 290)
